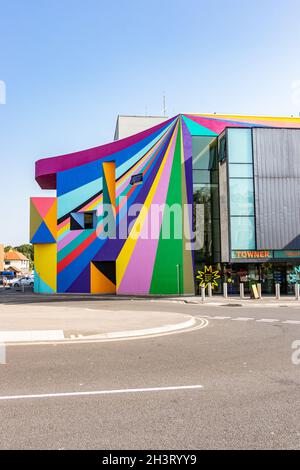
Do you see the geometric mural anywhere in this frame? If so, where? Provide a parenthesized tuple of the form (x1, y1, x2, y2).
(30, 197, 57, 293)
(30, 197, 57, 244)
(31, 114, 300, 295)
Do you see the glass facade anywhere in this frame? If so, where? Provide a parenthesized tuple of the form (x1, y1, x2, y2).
(227, 128, 256, 250)
(227, 128, 253, 163)
(230, 217, 256, 250)
(229, 179, 254, 216)
(192, 127, 299, 297)
(223, 262, 300, 296)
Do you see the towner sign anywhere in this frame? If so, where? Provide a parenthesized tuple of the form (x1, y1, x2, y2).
(233, 251, 272, 260)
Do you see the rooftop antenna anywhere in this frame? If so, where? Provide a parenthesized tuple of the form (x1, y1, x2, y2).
(162, 92, 167, 117)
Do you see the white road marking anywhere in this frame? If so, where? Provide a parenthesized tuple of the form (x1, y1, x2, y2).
(202, 316, 300, 325)
(0, 385, 204, 401)
(205, 316, 232, 320)
(2, 318, 209, 347)
(282, 320, 300, 324)
(256, 319, 280, 323)
(98, 317, 196, 339)
(0, 330, 64, 343)
(231, 317, 254, 322)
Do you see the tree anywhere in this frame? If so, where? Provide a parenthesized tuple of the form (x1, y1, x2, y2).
(14, 244, 34, 262)
(4, 244, 34, 269)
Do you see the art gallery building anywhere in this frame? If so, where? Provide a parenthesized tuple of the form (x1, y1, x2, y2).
(30, 114, 300, 296)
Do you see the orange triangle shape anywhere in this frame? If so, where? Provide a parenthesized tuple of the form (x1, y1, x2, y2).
(90, 263, 116, 294)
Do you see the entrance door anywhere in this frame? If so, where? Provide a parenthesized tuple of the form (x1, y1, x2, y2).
(90, 261, 116, 294)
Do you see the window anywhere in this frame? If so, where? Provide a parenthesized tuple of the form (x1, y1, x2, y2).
(219, 136, 227, 163)
(192, 136, 217, 170)
(130, 173, 143, 185)
(84, 212, 94, 229)
(227, 128, 256, 250)
(227, 128, 253, 164)
(193, 170, 211, 184)
(192, 136, 220, 264)
(229, 178, 254, 216)
(230, 217, 256, 250)
(229, 164, 253, 178)
(70, 211, 96, 231)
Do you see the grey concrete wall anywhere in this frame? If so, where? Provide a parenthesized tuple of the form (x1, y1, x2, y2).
(253, 128, 300, 250)
(114, 116, 169, 140)
(219, 160, 230, 262)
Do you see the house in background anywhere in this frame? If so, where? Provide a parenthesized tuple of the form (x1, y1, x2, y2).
(4, 250, 30, 276)
(0, 244, 4, 271)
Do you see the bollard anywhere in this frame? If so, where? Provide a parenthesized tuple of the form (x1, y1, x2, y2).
(201, 286, 206, 303)
(239, 283, 244, 299)
(275, 283, 280, 300)
(295, 283, 300, 301)
(208, 283, 212, 297)
(257, 283, 262, 299)
(176, 264, 180, 295)
(223, 282, 228, 299)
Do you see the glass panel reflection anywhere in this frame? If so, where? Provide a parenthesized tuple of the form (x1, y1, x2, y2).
(228, 128, 253, 164)
(230, 217, 256, 249)
(229, 178, 254, 216)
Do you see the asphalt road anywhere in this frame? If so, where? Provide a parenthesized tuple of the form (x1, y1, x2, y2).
(0, 297, 300, 449)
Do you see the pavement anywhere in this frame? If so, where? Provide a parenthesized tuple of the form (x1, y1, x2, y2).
(0, 298, 300, 449)
(171, 295, 300, 307)
(0, 302, 201, 343)
(0, 288, 299, 342)
(1, 290, 300, 449)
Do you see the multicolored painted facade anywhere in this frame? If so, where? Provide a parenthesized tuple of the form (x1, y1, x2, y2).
(30, 114, 300, 295)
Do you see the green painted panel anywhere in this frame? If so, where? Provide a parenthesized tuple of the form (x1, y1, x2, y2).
(150, 129, 184, 294)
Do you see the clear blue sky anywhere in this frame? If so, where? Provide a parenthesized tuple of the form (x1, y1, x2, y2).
(1, 0, 300, 245)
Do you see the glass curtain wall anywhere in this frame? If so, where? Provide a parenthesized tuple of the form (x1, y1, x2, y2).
(192, 136, 221, 293)
(227, 128, 256, 250)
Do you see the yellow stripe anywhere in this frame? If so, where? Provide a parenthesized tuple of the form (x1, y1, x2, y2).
(190, 113, 300, 123)
(58, 223, 70, 237)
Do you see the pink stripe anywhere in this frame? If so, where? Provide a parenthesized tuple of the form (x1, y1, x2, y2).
(185, 115, 241, 134)
(57, 230, 82, 251)
(118, 125, 178, 294)
(186, 115, 300, 133)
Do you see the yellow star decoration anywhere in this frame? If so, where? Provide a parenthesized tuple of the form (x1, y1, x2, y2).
(196, 266, 221, 289)
(262, 263, 272, 272)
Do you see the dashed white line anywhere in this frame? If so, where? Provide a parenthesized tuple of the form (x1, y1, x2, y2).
(202, 316, 300, 325)
(282, 320, 300, 325)
(0, 385, 204, 402)
(231, 317, 254, 322)
(256, 319, 280, 323)
(204, 316, 232, 320)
